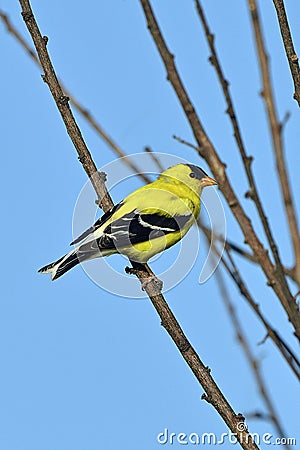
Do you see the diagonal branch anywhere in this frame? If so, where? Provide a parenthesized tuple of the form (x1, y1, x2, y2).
(18, 8, 111, 211)
(144, 146, 165, 172)
(18, 1, 259, 447)
(217, 229, 297, 285)
(175, 134, 299, 287)
(139, 0, 300, 342)
(225, 249, 300, 381)
(271, 0, 300, 106)
(200, 223, 300, 381)
(0, 10, 149, 185)
(247, 0, 300, 287)
(194, 0, 300, 291)
(214, 267, 292, 448)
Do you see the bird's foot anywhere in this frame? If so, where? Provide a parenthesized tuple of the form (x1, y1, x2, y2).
(125, 266, 139, 276)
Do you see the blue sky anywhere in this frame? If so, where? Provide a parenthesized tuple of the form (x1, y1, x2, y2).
(1, 1, 299, 449)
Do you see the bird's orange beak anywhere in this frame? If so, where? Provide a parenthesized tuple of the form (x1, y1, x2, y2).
(200, 175, 218, 187)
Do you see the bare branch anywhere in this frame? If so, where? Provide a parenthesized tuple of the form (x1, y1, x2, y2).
(225, 241, 298, 286)
(144, 146, 165, 172)
(214, 267, 291, 447)
(176, 134, 298, 287)
(0, 10, 149, 185)
(226, 248, 300, 380)
(200, 224, 300, 381)
(247, 0, 300, 285)
(202, 221, 298, 284)
(139, 0, 300, 341)
(271, 0, 300, 106)
(68, 101, 151, 184)
(175, 135, 298, 287)
(18, 3, 111, 210)
(173, 134, 201, 152)
(194, 0, 299, 295)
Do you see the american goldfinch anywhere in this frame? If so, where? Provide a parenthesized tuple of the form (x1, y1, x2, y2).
(38, 163, 217, 280)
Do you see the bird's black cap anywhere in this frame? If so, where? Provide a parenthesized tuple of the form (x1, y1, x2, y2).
(186, 164, 209, 181)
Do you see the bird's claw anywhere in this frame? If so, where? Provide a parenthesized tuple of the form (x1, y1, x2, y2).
(125, 266, 137, 276)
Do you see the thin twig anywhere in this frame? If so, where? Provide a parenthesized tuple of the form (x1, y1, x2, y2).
(247, 0, 300, 285)
(194, 0, 299, 296)
(0, 10, 149, 185)
(271, 0, 300, 106)
(199, 220, 298, 284)
(173, 134, 201, 152)
(144, 146, 165, 172)
(225, 241, 297, 285)
(200, 224, 300, 381)
(224, 240, 298, 285)
(214, 267, 291, 448)
(139, 0, 300, 341)
(246, 411, 273, 422)
(18, 1, 258, 446)
(226, 249, 300, 379)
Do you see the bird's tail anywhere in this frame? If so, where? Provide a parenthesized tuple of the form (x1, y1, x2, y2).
(38, 237, 115, 281)
(38, 250, 80, 281)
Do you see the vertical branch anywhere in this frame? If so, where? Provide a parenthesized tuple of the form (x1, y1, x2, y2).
(272, 0, 300, 106)
(247, 0, 300, 285)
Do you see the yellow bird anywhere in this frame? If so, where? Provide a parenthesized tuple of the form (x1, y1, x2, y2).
(38, 163, 217, 280)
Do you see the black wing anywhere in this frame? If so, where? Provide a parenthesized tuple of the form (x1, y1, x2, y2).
(98, 210, 192, 249)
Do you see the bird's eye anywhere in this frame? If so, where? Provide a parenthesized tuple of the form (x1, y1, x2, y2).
(189, 172, 195, 178)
